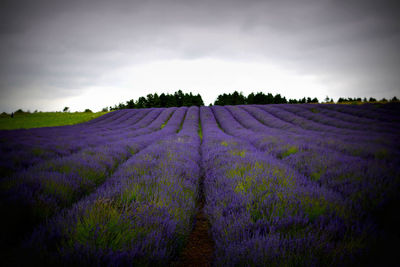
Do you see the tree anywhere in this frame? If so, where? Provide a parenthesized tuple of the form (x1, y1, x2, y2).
(153, 93, 161, 107)
(247, 93, 255, 104)
(146, 94, 155, 108)
(194, 94, 204, 106)
(266, 93, 274, 104)
(84, 109, 92, 113)
(118, 102, 126, 109)
(126, 99, 135, 109)
(214, 93, 228, 105)
(182, 92, 192, 106)
(232, 91, 246, 105)
(298, 97, 306, 104)
(159, 93, 168, 107)
(174, 90, 184, 107)
(136, 97, 147, 108)
(166, 94, 177, 107)
(253, 92, 268, 104)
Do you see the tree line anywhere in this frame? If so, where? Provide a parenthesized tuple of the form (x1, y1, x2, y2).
(109, 91, 320, 111)
(337, 96, 398, 103)
(109, 90, 204, 111)
(106, 90, 399, 111)
(213, 92, 399, 106)
(4, 91, 398, 115)
(213, 91, 320, 105)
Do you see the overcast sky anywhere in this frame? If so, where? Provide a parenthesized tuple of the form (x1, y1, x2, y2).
(1, 0, 399, 112)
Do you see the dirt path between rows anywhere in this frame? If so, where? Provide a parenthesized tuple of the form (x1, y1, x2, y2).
(173, 177, 214, 267)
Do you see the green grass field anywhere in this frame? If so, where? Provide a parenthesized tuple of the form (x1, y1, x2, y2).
(0, 112, 109, 130)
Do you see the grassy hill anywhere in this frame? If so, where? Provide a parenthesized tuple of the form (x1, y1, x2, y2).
(0, 111, 108, 130)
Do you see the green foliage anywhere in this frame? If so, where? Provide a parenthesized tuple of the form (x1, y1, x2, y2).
(303, 201, 326, 222)
(108, 92, 399, 109)
(160, 111, 174, 129)
(111, 90, 204, 110)
(0, 112, 8, 118)
(214, 91, 247, 105)
(229, 149, 246, 157)
(375, 149, 388, 160)
(221, 140, 237, 147)
(69, 199, 144, 251)
(310, 170, 324, 181)
(31, 147, 46, 156)
(279, 146, 299, 158)
(227, 163, 252, 179)
(213, 91, 318, 105)
(335, 97, 395, 104)
(198, 120, 203, 139)
(42, 179, 74, 204)
(0, 111, 108, 130)
(177, 110, 187, 133)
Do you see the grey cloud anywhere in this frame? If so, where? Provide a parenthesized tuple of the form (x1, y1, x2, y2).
(0, 0, 399, 111)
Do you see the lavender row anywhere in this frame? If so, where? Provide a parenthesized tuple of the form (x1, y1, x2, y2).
(0, 109, 148, 177)
(26, 107, 201, 265)
(243, 105, 399, 158)
(278, 104, 400, 135)
(321, 103, 400, 123)
(0, 108, 151, 159)
(220, 106, 390, 161)
(0, 107, 182, 250)
(215, 105, 400, 214)
(0, 109, 135, 145)
(302, 104, 400, 132)
(258, 105, 397, 143)
(0, 109, 150, 158)
(200, 107, 361, 266)
(0, 108, 167, 178)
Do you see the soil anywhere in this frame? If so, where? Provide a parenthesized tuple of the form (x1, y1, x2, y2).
(173, 178, 214, 267)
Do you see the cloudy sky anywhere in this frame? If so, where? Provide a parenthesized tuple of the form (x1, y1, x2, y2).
(1, 0, 399, 112)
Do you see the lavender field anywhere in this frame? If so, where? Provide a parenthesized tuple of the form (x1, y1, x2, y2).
(1, 104, 399, 266)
